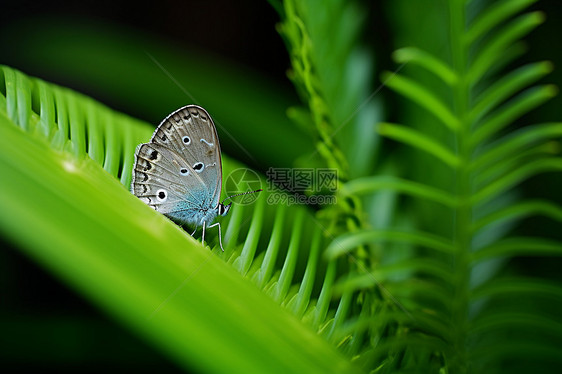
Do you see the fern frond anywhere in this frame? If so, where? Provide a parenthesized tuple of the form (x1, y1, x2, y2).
(288, 228, 323, 317)
(474, 143, 558, 189)
(378, 122, 461, 167)
(471, 158, 562, 205)
(1, 65, 150, 185)
(464, 0, 538, 45)
(471, 200, 562, 233)
(469, 312, 562, 339)
(471, 277, 562, 301)
(393, 47, 457, 85)
(325, 229, 454, 260)
(470, 61, 553, 124)
(470, 122, 562, 172)
(381, 72, 461, 131)
(0, 65, 361, 373)
(472, 237, 562, 261)
(334, 259, 455, 291)
(470, 84, 557, 146)
(342, 176, 457, 207)
(468, 11, 544, 85)
(373, 0, 562, 371)
(272, 208, 305, 303)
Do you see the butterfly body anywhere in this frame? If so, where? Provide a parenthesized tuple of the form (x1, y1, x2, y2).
(167, 196, 217, 227)
(131, 105, 231, 249)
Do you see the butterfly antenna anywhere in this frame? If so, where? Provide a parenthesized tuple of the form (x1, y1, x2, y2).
(221, 189, 263, 204)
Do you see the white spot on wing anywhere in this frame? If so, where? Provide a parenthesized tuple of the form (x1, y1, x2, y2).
(156, 189, 168, 202)
(200, 138, 214, 147)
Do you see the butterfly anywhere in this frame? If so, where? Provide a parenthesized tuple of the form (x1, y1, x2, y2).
(131, 105, 261, 251)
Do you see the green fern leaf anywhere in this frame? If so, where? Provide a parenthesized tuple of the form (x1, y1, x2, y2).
(0, 65, 361, 374)
(373, 0, 562, 371)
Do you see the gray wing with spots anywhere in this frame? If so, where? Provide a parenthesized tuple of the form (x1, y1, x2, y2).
(150, 105, 222, 207)
(130, 105, 223, 222)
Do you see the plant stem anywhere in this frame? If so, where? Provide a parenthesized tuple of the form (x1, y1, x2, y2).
(449, 0, 471, 372)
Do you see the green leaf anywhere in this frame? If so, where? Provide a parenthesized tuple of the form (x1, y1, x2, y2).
(0, 66, 361, 374)
(470, 277, 562, 301)
(471, 237, 562, 262)
(469, 312, 562, 338)
(289, 228, 323, 317)
(324, 229, 455, 260)
(382, 279, 454, 313)
(341, 175, 457, 207)
(378, 122, 461, 168)
(465, 0, 538, 45)
(381, 71, 461, 131)
(0, 119, 361, 373)
(472, 200, 562, 234)
(469, 342, 561, 364)
(470, 85, 558, 147)
(392, 47, 457, 85)
(468, 11, 545, 85)
(272, 208, 305, 303)
(254, 205, 287, 288)
(473, 142, 559, 189)
(334, 259, 455, 293)
(471, 158, 562, 205)
(382, 1, 562, 371)
(482, 41, 529, 81)
(470, 122, 562, 172)
(469, 61, 553, 125)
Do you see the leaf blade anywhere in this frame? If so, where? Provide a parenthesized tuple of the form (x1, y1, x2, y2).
(378, 122, 461, 168)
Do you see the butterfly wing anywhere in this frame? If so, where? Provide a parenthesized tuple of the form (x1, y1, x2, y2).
(131, 105, 222, 226)
(150, 105, 222, 207)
